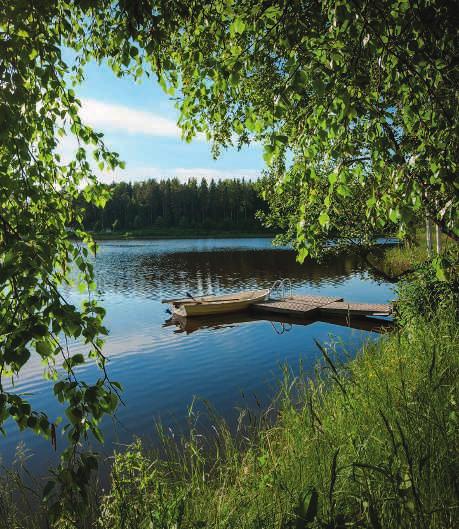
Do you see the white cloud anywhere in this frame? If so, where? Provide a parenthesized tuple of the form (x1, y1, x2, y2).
(55, 135, 260, 185)
(79, 98, 182, 138)
(100, 165, 260, 183)
(54, 99, 261, 183)
(57, 134, 79, 163)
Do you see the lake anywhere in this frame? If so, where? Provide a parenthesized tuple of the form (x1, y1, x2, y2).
(2, 238, 394, 476)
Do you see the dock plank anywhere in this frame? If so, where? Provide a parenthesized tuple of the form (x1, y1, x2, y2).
(290, 295, 344, 305)
(253, 295, 391, 318)
(253, 295, 343, 316)
(319, 301, 392, 316)
(254, 300, 321, 315)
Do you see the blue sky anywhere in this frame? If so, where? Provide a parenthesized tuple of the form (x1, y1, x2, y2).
(65, 59, 264, 184)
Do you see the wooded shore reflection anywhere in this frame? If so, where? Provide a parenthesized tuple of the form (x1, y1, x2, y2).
(93, 244, 381, 300)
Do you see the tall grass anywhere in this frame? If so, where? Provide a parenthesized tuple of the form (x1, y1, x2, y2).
(367, 228, 457, 279)
(96, 307, 458, 529)
(0, 447, 47, 529)
(2, 300, 457, 528)
(367, 243, 428, 278)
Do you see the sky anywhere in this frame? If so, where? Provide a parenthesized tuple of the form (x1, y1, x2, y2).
(63, 58, 264, 184)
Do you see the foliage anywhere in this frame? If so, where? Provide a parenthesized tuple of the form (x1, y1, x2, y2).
(395, 249, 459, 324)
(0, 0, 128, 517)
(2, 0, 458, 518)
(256, 164, 391, 256)
(367, 228, 458, 278)
(82, 178, 267, 233)
(367, 243, 432, 279)
(88, 308, 458, 529)
(128, 0, 459, 258)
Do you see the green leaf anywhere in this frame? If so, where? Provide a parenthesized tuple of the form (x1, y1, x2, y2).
(297, 247, 309, 263)
(90, 423, 104, 443)
(36, 340, 53, 357)
(318, 211, 330, 227)
(389, 209, 400, 223)
(263, 144, 275, 164)
(328, 170, 338, 185)
(16, 349, 31, 368)
(71, 353, 85, 365)
(42, 480, 56, 501)
(275, 134, 288, 145)
(433, 257, 448, 282)
(294, 487, 318, 528)
(65, 406, 83, 425)
(230, 18, 246, 35)
(31, 324, 48, 337)
(64, 353, 85, 371)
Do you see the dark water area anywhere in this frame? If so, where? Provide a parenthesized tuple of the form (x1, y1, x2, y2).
(2, 239, 394, 476)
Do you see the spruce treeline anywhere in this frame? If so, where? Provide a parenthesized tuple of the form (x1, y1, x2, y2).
(83, 178, 267, 232)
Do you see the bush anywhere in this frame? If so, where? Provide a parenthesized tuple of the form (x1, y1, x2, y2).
(396, 250, 459, 324)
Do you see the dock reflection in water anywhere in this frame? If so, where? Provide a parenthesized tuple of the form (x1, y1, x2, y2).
(164, 311, 393, 335)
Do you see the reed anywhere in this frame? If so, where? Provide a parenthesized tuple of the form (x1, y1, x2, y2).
(367, 229, 457, 279)
(97, 305, 458, 529)
(2, 302, 457, 528)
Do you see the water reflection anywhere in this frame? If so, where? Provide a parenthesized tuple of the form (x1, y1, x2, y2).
(3, 239, 394, 476)
(163, 311, 394, 335)
(92, 242, 378, 301)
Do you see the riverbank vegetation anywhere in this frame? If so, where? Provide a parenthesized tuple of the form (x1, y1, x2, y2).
(1, 0, 458, 526)
(82, 179, 268, 235)
(367, 230, 458, 279)
(2, 268, 458, 528)
(99, 310, 457, 529)
(94, 268, 459, 529)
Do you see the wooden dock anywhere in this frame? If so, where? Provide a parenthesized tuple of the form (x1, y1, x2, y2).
(252, 295, 392, 318)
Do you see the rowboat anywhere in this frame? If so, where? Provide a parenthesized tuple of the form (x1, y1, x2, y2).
(162, 289, 270, 317)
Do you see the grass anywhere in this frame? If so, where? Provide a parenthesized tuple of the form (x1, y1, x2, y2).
(3, 303, 458, 528)
(92, 307, 458, 529)
(367, 228, 457, 278)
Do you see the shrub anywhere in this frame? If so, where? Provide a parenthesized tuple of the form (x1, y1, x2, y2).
(396, 250, 459, 324)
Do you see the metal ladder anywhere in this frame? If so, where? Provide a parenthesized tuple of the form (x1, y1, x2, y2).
(269, 278, 292, 300)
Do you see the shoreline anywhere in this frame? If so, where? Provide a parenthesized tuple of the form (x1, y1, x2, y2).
(90, 230, 276, 241)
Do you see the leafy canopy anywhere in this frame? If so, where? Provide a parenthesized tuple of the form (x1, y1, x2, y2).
(0, 0, 135, 517)
(256, 159, 392, 256)
(1, 0, 458, 518)
(134, 0, 458, 258)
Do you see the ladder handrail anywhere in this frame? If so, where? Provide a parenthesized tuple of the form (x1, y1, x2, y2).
(282, 277, 292, 299)
(269, 279, 283, 299)
(269, 278, 292, 301)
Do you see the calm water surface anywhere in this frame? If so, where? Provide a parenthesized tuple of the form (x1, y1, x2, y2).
(2, 238, 394, 475)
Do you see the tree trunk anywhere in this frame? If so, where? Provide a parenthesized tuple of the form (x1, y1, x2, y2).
(426, 216, 433, 256)
(435, 223, 442, 254)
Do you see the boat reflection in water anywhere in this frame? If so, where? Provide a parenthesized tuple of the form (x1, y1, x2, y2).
(163, 310, 393, 335)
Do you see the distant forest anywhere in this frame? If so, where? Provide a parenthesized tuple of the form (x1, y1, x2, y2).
(82, 178, 269, 232)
